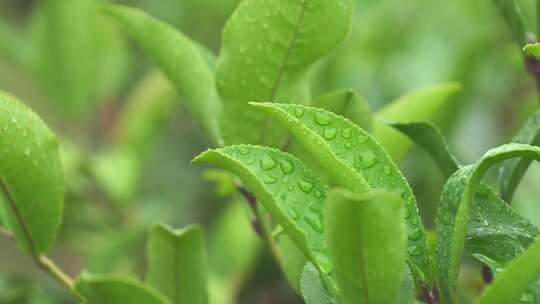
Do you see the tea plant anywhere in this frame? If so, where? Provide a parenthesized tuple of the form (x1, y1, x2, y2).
(2, 0, 540, 303)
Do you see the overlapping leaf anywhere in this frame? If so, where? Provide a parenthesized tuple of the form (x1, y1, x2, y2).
(373, 82, 461, 161)
(525, 43, 540, 59)
(0, 91, 64, 254)
(436, 144, 540, 303)
(216, 0, 352, 145)
(74, 273, 171, 304)
(300, 263, 335, 304)
(193, 145, 332, 276)
(312, 89, 372, 131)
(146, 224, 208, 304)
(251, 102, 431, 285)
(326, 189, 406, 304)
(103, 4, 223, 146)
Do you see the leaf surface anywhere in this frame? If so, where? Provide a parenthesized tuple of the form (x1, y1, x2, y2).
(326, 189, 406, 304)
(312, 89, 372, 131)
(193, 145, 332, 275)
(216, 0, 352, 145)
(252, 103, 431, 284)
(524, 43, 540, 59)
(476, 236, 540, 304)
(103, 4, 223, 145)
(74, 273, 171, 304)
(0, 91, 64, 254)
(146, 224, 208, 304)
(435, 143, 540, 303)
(373, 82, 461, 161)
(300, 263, 335, 304)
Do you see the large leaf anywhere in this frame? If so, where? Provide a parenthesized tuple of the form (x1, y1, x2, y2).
(103, 4, 223, 146)
(390, 122, 459, 179)
(435, 144, 540, 303)
(373, 82, 461, 161)
(326, 189, 406, 304)
(146, 224, 208, 304)
(476, 236, 540, 304)
(74, 273, 171, 304)
(216, 0, 352, 145)
(312, 89, 372, 131)
(0, 91, 64, 254)
(193, 145, 332, 275)
(251, 103, 431, 285)
(499, 108, 540, 201)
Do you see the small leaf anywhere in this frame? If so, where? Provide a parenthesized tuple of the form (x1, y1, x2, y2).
(74, 272, 171, 304)
(146, 224, 208, 304)
(312, 89, 373, 131)
(0, 91, 64, 254)
(435, 143, 540, 303)
(251, 103, 432, 285)
(193, 145, 332, 276)
(300, 263, 336, 304)
(326, 189, 406, 304)
(373, 82, 462, 161)
(390, 122, 459, 178)
(476, 237, 540, 304)
(524, 43, 540, 59)
(103, 4, 223, 146)
(216, 0, 352, 145)
(499, 108, 540, 201)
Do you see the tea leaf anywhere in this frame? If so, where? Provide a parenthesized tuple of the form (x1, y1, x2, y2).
(373, 82, 461, 161)
(312, 89, 373, 131)
(251, 103, 432, 285)
(193, 145, 332, 275)
(499, 108, 540, 201)
(216, 0, 352, 145)
(276, 234, 308, 292)
(436, 143, 540, 303)
(146, 224, 208, 304)
(300, 263, 335, 304)
(74, 273, 171, 304)
(524, 43, 540, 59)
(103, 4, 223, 146)
(326, 189, 406, 304)
(0, 91, 64, 254)
(390, 122, 459, 178)
(476, 237, 540, 304)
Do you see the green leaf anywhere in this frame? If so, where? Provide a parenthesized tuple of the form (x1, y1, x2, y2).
(74, 273, 171, 304)
(390, 122, 459, 179)
(275, 234, 308, 293)
(0, 91, 64, 254)
(300, 263, 336, 304)
(251, 103, 431, 285)
(312, 89, 373, 132)
(207, 200, 261, 304)
(193, 145, 332, 275)
(146, 224, 208, 304)
(102, 4, 223, 146)
(216, 0, 352, 145)
(476, 237, 540, 304)
(493, 0, 527, 46)
(499, 108, 540, 201)
(373, 82, 462, 161)
(524, 43, 540, 59)
(435, 143, 540, 304)
(326, 189, 406, 304)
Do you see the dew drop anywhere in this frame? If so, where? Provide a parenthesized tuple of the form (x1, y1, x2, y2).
(279, 159, 294, 174)
(323, 128, 337, 140)
(238, 147, 249, 155)
(407, 245, 422, 256)
(262, 174, 277, 184)
(345, 142, 353, 150)
(408, 228, 422, 240)
(360, 151, 377, 168)
(313, 190, 322, 198)
(384, 166, 391, 176)
(404, 208, 411, 219)
(342, 128, 352, 138)
(294, 107, 304, 118)
(314, 112, 332, 126)
(260, 155, 277, 170)
(476, 186, 489, 198)
(304, 213, 324, 233)
(358, 135, 367, 143)
(290, 208, 300, 220)
(298, 180, 314, 193)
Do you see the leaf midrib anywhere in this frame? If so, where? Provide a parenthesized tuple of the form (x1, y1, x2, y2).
(259, 0, 309, 144)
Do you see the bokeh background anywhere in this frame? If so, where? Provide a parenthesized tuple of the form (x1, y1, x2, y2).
(0, 0, 539, 303)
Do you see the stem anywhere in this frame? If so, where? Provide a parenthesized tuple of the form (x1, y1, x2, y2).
(537, 0, 540, 39)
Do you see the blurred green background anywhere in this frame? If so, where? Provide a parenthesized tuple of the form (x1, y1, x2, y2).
(0, 0, 539, 303)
